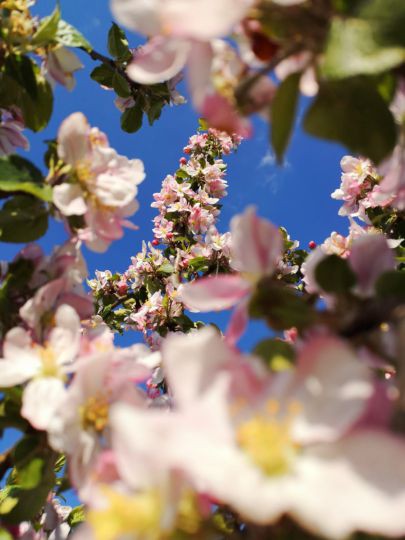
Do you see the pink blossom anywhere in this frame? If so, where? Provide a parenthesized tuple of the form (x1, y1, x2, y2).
(0, 108, 29, 156)
(53, 113, 145, 252)
(42, 46, 83, 90)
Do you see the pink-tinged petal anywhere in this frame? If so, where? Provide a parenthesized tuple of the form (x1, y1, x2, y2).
(53, 183, 87, 216)
(178, 274, 251, 312)
(49, 305, 81, 367)
(58, 292, 94, 321)
(201, 93, 252, 138)
(301, 246, 326, 294)
(110, 0, 163, 36)
(163, 0, 255, 40)
(57, 112, 91, 166)
(292, 337, 373, 444)
(127, 36, 190, 85)
(230, 206, 283, 276)
(187, 41, 214, 108)
(22, 378, 66, 431)
(291, 431, 405, 539)
(348, 234, 395, 297)
(225, 298, 249, 346)
(162, 326, 232, 407)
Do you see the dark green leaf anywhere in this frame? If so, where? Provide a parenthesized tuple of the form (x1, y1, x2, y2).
(147, 100, 165, 126)
(249, 278, 315, 330)
(375, 271, 405, 299)
(271, 72, 301, 164)
(254, 338, 295, 370)
(108, 23, 131, 59)
(5, 55, 37, 99)
(314, 254, 357, 293)
(359, 0, 405, 48)
(90, 64, 115, 88)
(20, 74, 53, 132)
(304, 78, 396, 163)
(121, 104, 143, 133)
(112, 71, 131, 98)
(0, 451, 56, 524)
(56, 20, 92, 51)
(0, 156, 51, 201)
(32, 5, 61, 45)
(0, 196, 48, 243)
(323, 18, 405, 79)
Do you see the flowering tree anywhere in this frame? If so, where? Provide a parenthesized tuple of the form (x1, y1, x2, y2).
(0, 1, 404, 539)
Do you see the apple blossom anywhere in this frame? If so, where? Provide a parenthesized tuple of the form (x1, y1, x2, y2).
(0, 304, 81, 430)
(0, 107, 29, 156)
(53, 112, 145, 252)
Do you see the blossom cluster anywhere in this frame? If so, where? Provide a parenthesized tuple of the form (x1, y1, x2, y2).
(89, 127, 241, 341)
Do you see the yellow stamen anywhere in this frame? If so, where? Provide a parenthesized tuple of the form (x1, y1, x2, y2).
(80, 393, 109, 432)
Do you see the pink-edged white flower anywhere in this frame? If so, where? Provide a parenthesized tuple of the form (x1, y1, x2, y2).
(0, 108, 29, 156)
(303, 232, 395, 298)
(122, 328, 405, 539)
(0, 304, 81, 430)
(19, 240, 93, 337)
(42, 46, 83, 90)
(53, 112, 145, 252)
(179, 206, 283, 342)
(48, 350, 150, 493)
(110, 1, 256, 135)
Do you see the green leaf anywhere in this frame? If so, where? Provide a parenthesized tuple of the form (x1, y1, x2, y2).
(0, 527, 13, 540)
(359, 0, 405, 48)
(0, 156, 52, 201)
(107, 22, 131, 59)
(314, 254, 357, 294)
(32, 5, 61, 45)
(254, 338, 295, 370)
(15, 458, 44, 490)
(90, 64, 115, 88)
(303, 78, 396, 163)
(271, 72, 301, 164)
(68, 505, 85, 527)
(375, 270, 405, 299)
(0, 451, 56, 524)
(5, 55, 38, 99)
(0, 195, 48, 243)
(323, 18, 405, 79)
(249, 279, 315, 331)
(121, 104, 143, 133)
(56, 20, 92, 51)
(146, 100, 165, 126)
(112, 71, 131, 98)
(157, 262, 174, 275)
(21, 74, 53, 132)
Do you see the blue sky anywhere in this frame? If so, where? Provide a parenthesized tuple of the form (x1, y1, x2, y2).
(5, 0, 349, 351)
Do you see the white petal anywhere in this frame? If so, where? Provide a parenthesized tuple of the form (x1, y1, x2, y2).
(22, 378, 67, 431)
(292, 337, 373, 444)
(53, 184, 87, 216)
(290, 431, 405, 539)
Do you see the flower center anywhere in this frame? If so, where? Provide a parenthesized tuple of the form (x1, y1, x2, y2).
(38, 346, 60, 378)
(88, 487, 162, 540)
(236, 400, 299, 477)
(80, 393, 109, 432)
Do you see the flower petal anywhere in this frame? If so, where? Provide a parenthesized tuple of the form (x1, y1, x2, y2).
(230, 206, 283, 276)
(22, 378, 67, 431)
(178, 274, 251, 312)
(57, 112, 90, 166)
(53, 183, 87, 216)
(127, 36, 190, 85)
